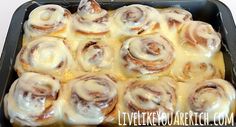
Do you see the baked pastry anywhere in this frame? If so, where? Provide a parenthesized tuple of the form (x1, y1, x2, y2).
(112, 4, 162, 36)
(72, 0, 109, 35)
(123, 77, 177, 123)
(6, 2, 233, 126)
(24, 4, 71, 38)
(61, 74, 118, 125)
(120, 34, 174, 76)
(170, 52, 224, 82)
(177, 79, 236, 122)
(4, 72, 61, 126)
(171, 61, 222, 82)
(14, 36, 76, 82)
(160, 7, 192, 28)
(77, 40, 113, 72)
(179, 21, 221, 56)
(189, 79, 235, 121)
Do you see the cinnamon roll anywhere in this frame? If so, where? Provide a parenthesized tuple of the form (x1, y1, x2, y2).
(160, 7, 192, 28)
(62, 74, 118, 125)
(120, 34, 174, 75)
(188, 79, 236, 121)
(72, 0, 109, 35)
(24, 4, 71, 38)
(14, 36, 76, 82)
(124, 77, 177, 123)
(171, 61, 222, 82)
(4, 72, 61, 126)
(179, 21, 221, 56)
(77, 40, 113, 72)
(113, 4, 161, 36)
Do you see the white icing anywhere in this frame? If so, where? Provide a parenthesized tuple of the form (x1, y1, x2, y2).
(113, 4, 162, 35)
(124, 77, 176, 122)
(120, 34, 174, 74)
(11, 3, 229, 126)
(72, 0, 109, 34)
(177, 79, 235, 121)
(24, 4, 70, 37)
(62, 74, 117, 125)
(4, 72, 61, 126)
(170, 57, 221, 82)
(161, 7, 192, 26)
(29, 5, 64, 27)
(180, 21, 221, 57)
(15, 36, 76, 76)
(78, 41, 113, 71)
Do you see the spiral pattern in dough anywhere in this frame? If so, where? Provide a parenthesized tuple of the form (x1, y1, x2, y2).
(113, 4, 161, 35)
(62, 74, 118, 125)
(161, 7, 192, 28)
(14, 36, 76, 80)
(77, 41, 113, 71)
(124, 77, 177, 122)
(120, 34, 174, 75)
(72, 0, 109, 35)
(179, 21, 221, 56)
(24, 4, 71, 38)
(171, 61, 222, 82)
(188, 79, 235, 121)
(4, 72, 61, 126)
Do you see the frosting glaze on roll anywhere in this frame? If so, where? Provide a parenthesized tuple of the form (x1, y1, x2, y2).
(72, 0, 109, 35)
(123, 77, 177, 123)
(62, 74, 118, 125)
(179, 21, 221, 57)
(113, 4, 162, 36)
(188, 79, 236, 121)
(14, 36, 76, 82)
(120, 34, 174, 75)
(77, 40, 113, 72)
(171, 61, 222, 82)
(24, 4, 71, 38)
(160, 7, 192, 28)
(4, 72, 61, 126)
(7, 3, 231, 126)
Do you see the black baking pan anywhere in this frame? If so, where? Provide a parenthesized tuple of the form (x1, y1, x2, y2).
(0, 0, 236, 126)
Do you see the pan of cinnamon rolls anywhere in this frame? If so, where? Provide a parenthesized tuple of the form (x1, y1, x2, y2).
(2, 0, 236, 126)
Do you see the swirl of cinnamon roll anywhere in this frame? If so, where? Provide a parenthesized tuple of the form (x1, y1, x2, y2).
(120, 34, 174, 75)
(24, 4, 71, 38)
(14, 36, 76, 81)
(124, 77, 177, 123)
(77, 41, 113, 71)
(179, 21, 221, 56)
(62, 74, 118, 125)
(72, 0, 109, 35)
(4, 72, 61, 126)
(171, 61, 222, 82)
(188, 79, 236, 121)
(113, 4, 161, 35)
(160, 7, 192, 28)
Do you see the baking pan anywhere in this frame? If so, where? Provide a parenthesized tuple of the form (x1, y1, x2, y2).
(0, 0, 236, 126)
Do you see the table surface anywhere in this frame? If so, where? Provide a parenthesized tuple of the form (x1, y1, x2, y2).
(0, 0, 235, 56)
